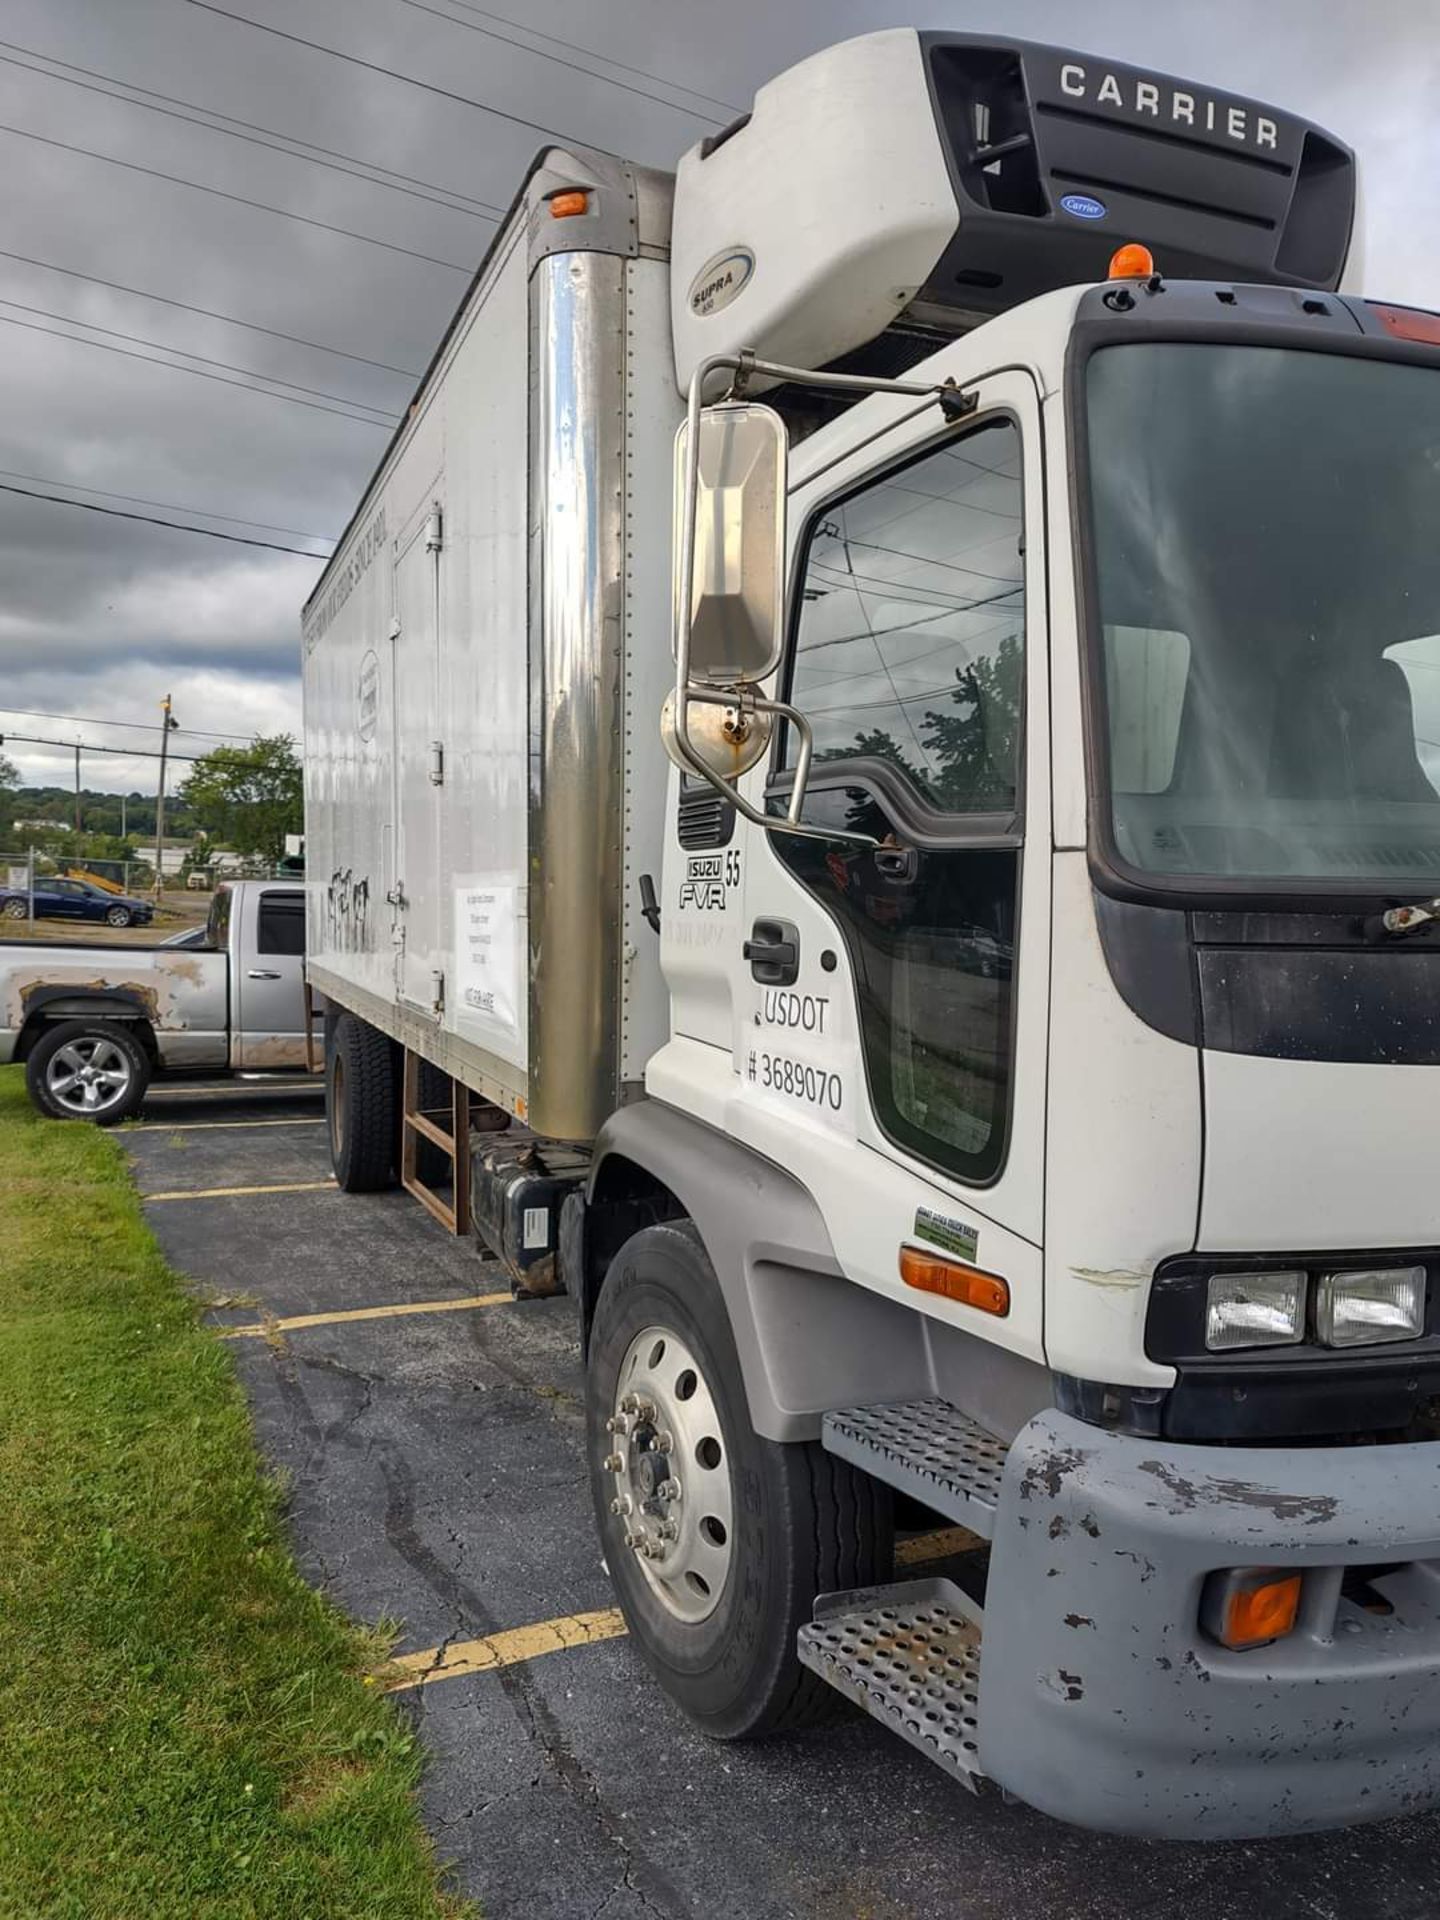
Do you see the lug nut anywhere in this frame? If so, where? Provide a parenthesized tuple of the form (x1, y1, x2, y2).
(655, 1430, 675, 1455)
(606, 1414, 633, 1436)
(625, 1529, 645, 1552)
(603, 1452, 625, 1474)
(609, 1495, 633, 1517)
(657, 1519, 679, 1542)
(658, 1478, 681, 1502)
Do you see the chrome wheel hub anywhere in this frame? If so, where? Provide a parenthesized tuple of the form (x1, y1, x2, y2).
(605, 1324, 734, 1623)
(45, 1037, 132, 1115)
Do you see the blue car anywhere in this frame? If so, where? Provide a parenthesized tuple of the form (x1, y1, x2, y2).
(0, 876, 155, 930)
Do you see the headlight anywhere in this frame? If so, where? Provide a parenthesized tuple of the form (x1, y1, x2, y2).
(1205, 1271, 1305, 1351)
(1315, 1267, 1425, 1348)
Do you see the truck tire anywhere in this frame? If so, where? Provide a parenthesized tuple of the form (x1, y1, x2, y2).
(26, 1018, 151, 1125)
(327, 1013, 398, 1192)
(587, 1220, 891, 1739)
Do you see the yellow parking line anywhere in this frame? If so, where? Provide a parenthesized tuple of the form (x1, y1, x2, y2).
(896, 1525, 985, 1565)
(219, 1289, 513, 1339)
(384, 1609, 628, 1692)
(130, 1117, 328, 1133)
(384, 1531, 981, 1694)
(146, 1179, 337, 1202)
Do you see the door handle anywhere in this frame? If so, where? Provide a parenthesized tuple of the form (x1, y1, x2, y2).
(247, 969, 282, 980)
(743, 918, 800, 987)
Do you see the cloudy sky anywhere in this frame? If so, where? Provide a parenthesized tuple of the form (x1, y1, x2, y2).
(0, 0, 1434, 797)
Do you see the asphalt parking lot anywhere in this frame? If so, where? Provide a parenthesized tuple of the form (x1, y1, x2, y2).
(123, 1081, 1440, 1920)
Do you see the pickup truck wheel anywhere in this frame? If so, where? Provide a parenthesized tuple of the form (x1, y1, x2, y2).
(105, 906, 133, 928)
(26, 1019, 150, 1125)
(327, 1013, 397, 1192)
(587, 1221, 892, 1739)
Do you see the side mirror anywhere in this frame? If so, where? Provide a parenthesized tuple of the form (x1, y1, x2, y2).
(673, 401, 786, 685)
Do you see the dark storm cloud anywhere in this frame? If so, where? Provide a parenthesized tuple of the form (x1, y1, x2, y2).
(0, 0, 1432, 791)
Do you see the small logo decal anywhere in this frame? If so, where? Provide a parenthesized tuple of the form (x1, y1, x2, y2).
(688, 247, 754, 317)
(1060, 192, 1108, 221)
(913, 1207, 978, 1263)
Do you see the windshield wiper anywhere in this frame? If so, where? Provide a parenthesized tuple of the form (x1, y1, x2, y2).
(1377, 898, 1440, 937)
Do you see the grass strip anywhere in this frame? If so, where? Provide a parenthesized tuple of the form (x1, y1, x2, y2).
(0, 1067, 471, 1918)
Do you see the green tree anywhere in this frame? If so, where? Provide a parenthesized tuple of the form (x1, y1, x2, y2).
(178, 735, 302, 863)
(0, 753, 17, 832)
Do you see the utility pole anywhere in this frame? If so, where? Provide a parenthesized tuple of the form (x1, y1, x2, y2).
(154, 694, 178, 898)
(120, 792, 127, 838)
(74, 739, 82, 832)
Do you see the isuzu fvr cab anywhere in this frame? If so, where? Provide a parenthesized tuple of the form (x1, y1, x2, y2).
(303, 28, 1440, 1836)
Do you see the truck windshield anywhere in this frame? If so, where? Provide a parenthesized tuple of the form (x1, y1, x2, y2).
(1083, 342, 1440, 888)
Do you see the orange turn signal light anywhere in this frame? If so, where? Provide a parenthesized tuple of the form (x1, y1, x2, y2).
(899, 1246, 1009, 1317)
(1217, 1572, 1302, 1650)
(549, 189, 589, 219)
(1371, 302, 1440, 347)
(1108, 242, 1156, 281)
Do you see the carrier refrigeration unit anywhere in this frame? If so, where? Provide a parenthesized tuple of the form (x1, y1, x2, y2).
(303, 29, 1440, 1836)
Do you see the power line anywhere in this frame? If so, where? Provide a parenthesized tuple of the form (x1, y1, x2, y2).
(188, 1, 591, 150)
(0, 480, 330, 556)
(0, 121, 474, 274)
(394, 0, 725, 124)
(0, 311, 393, 429)
(0, 245, 421, 379)
(0, 296, 400, 419)
(0, 41, 504, 219)
(439, 0, 741, 116)
(0, 469, 332, 542)
(0, 705, 254, 742)
(2, 728, 205, 763)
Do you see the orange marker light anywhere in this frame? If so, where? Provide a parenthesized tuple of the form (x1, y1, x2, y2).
(1371, 302, 1440, 347)
(1108, 242, 1156, 281)
(900, 1246, 1010, 1317)
(1218, 1572, 1302, 1650)
(549, 190, 589, 219)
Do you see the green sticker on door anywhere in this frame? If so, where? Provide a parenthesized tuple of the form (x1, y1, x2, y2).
(913, 1206, 978, 1263)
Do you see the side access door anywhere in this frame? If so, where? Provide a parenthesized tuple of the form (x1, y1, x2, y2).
(231, 887, 310, 1068)
(728, 372, 1050, 1365)
(390, 498, 445, 1014)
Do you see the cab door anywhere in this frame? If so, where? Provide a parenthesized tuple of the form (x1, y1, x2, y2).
(232, 888, 309, 1069)
(725, 373, 1050, 1363)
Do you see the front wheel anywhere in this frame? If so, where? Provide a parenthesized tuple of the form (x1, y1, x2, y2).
(587, 1221, 891, 1739)
(105, 906, 133, 928)
(26, 1019, 151, 1124)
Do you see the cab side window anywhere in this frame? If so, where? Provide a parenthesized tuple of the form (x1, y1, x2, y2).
(257, 892, 305, 957)
(786, 418, 1024, 820)
(776, 417, 1026, 1186)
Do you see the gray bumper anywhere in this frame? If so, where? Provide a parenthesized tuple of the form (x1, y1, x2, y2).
(979, 1411, 1440, 1838)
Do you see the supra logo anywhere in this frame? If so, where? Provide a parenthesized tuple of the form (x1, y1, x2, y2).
(688, 247, 755, 317)
(1058, 62, 1280, 151)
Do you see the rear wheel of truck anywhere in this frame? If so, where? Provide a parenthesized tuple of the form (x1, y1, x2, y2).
(327, 1013, 398, 1192)
(587, 1220, 891, 1739)
(26, 1018, 151, 1125)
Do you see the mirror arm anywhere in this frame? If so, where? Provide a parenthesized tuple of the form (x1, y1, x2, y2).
(673, 351, 970, 851)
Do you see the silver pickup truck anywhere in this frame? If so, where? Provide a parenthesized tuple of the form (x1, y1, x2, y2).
(0, 879, 314, 1123)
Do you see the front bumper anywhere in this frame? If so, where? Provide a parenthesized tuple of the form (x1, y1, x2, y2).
(978, 1411, 1440, 1838)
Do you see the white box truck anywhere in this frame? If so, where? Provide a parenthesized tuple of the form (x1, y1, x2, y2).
(303, 29, 1440, 1837)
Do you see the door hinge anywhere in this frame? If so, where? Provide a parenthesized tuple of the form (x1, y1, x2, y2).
(388, 615, 401, 642)
(386, 882, 407, 910)
(429, 740, 445, 786)
(425, 505, 443, 553)
(432, 969, 445, 1014)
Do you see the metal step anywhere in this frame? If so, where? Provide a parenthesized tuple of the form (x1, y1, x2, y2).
(798, 1578, 986, 1790)
(821, 1398, 1008, 1537)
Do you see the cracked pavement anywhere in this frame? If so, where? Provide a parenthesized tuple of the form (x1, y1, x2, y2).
(122, 1087, 1440, 1920)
